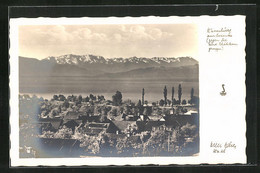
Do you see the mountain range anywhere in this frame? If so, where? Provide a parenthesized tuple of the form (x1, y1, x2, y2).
(19, 54, 198, 79)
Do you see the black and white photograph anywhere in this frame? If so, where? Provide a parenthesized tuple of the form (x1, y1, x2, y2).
(18, 23, 200, 158)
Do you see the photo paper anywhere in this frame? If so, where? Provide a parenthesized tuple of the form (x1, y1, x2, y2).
(9, 16, 246, 166)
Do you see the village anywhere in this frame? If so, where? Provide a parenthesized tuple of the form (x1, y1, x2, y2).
(19, 85, 199, 158)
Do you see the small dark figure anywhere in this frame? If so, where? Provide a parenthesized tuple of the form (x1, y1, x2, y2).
(220, 84, 226, 96)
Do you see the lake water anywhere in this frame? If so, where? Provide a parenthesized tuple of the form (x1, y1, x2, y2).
(20, 76, 199, 103)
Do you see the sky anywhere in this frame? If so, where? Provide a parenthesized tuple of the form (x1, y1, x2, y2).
(19, 24, 198, 60)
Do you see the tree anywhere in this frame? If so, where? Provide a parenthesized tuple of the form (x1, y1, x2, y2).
(112, 91, 122, 106)
(125, 124, 138, 136)
(98, 95, 105, 102)
(182, 99, 187, 105)
(83, 96, 90, 102)
(89, 94, 95, 101)
(142, 88, 145, 105)
(53, 126, 73, 139)
(136, 100, 143, 114)
(143, 108, 148, 116)
(162, 108, 170, 115)
(63, 100, 69, 108)
(39, 97, 44, 102)
(74, 131, 103, 154)
(32, 95, 38, 101)
(143, 107, 152, 116)
(171, 87, 174, 107)
(99, 114, 108, 122)
(58, 95, 66, 101)
(137, 100, 142, 107)
(190, 88, 194, 104)
(109, 107, 119, 117)
(123, 106, 130, 115)
(53, 95, 58, 101)
(71, 95, 77, 102)
(167, 99, 171, 106)
(78, 95, 83, 102)
(163, 86, 167, 106)
(23, 94, 30, 100)
(142, 125, 168, 155)
(193, 96, 200, 109)
(172, 98, 177, 105)
(67, 95, 72, 102)
(178, 84, 182, 104)
(159, 99, 165, 106)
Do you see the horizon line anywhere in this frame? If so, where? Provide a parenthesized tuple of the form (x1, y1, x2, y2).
(19, 54, 197, 60)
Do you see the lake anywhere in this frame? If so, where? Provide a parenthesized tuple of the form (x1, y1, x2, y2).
(19, 76, 199, 103)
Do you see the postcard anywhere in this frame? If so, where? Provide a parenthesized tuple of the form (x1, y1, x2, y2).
(9, 15, 246, 166)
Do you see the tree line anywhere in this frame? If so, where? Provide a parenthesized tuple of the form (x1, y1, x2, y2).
(141, 84, 196, 107)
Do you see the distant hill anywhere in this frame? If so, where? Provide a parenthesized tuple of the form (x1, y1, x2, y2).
(19, 56, 104, 76)
(97, 65, 199, 80)
(19, 54, 198, 78)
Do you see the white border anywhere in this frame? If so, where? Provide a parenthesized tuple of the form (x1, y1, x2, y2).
(10, 16, 246, 166)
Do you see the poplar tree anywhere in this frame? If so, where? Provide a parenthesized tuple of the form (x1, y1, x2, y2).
(163, 86, 167, 106)
(178, 84, 182, 104)
(171, 87, 174, 106)
(190, 88, 194, 104)
(142, 88, 145, 105)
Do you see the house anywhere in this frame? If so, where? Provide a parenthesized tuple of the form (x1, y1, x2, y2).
(36, 118, 63, 133)
(122, 114, 138, 121)
(80, 122, 110, 135)
(184, 110, 198, 116)
(136, 121, 165, 132)
(64, 111, 80, 120)
(164, 114, 199, 127)
(50, 121, 63, 130)
(148, 115, 163, 121)
(169, 108, 175, 115)
(136, 114, 150, 121)
(87, 114, 100, 122)
(62, 119, 82, 131)
(107, 121, 137, 134)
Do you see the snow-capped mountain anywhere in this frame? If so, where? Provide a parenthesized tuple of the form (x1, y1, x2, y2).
(19, 54, 198, 77)
(46, 54, 107, 65)
(44, 54, 197, 66)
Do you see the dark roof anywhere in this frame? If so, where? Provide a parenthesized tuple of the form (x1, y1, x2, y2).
(64, 111, 79, 120)
(136, 121, 165, 131)
(165, 115, 199, 127)
(111, 121, 136, 132)
(50, 121, 62, 130)
(63, 119, 81, 128)
(80, 126, 105, 135)
(85, 115, 100, 122)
